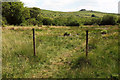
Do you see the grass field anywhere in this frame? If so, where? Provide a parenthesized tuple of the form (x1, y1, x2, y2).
(2, 26, 119, 78)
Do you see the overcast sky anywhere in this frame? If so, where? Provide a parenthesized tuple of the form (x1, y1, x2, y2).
(20, 0, 119, 13)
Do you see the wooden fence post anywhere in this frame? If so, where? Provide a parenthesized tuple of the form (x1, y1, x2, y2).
(86, 30, 88, 57)
(33, 28, 36, 56)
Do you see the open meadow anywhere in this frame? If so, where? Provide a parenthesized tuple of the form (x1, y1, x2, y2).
(2, 25, 119, 78)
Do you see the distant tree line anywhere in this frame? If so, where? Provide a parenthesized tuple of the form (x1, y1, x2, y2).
(2, 2, 120, 27)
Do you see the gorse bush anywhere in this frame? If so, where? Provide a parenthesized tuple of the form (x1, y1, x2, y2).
(66, 16, 80, 26)
(52, 17, 67, 26)
(43, 17, 53, 25)
(101, 15, 117, 25)
(84, 18, 101, 25)
(67, 20, 80, 26)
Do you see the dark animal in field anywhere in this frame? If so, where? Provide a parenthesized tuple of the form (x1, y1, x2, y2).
(64, 32, 71, 36)
(101, 32, 106, 34)
(77, 33, 80, 35)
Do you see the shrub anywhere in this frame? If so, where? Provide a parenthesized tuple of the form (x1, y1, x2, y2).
(42, 17, 53, 25)
(36, 15, 43, 21)
(67, 20, 80, 26)
(84, 18, 94, 25)
(92, 18, 101, 25)
(66, 17, 80, 26)
(26, 18, 38, 26)
(101, 15, 117, 25)
(52, 17, 67, 26)
(84, 18, 101, 25)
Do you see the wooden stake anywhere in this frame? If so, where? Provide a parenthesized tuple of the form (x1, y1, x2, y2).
(86, 30, 88, 57)
(33, 28, 36, 56)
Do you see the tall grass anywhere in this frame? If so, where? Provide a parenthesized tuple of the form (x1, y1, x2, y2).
(2, 26, 119, 78)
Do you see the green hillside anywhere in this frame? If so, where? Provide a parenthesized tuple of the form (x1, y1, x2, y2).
(40, 9, 119, 26)
(41, 9, 118, 18)
(2, 2, 120, 27)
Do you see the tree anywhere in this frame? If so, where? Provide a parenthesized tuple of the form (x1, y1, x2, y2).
(36, 15, 43, 26)
(2, 2, 26, 25)
(2, 2, 42, 26)
(29, 7, 41, 18)
(21, 7, 30, 21)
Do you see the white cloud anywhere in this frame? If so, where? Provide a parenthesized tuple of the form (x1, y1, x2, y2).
(40, 0, 79, 11)
(20, 0, 119, 13)
(41, 0, 75, 6)
(96, 0, 119, 13)
(20, 0, 38, 7)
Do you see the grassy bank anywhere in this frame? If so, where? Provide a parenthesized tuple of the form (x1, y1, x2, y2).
(2, 26, 119, 78)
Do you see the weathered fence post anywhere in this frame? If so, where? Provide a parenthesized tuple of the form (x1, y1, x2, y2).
(33, 28, 36, 56)
(86, 30, 88, 57)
